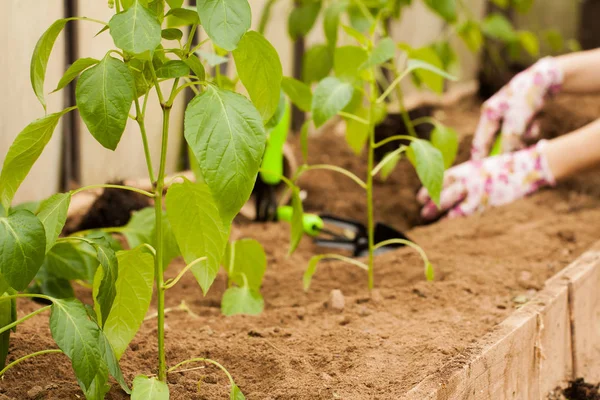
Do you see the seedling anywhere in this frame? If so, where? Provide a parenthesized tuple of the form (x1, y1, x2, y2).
(270, 2, 461, 291)
(0, 0, 284, 398)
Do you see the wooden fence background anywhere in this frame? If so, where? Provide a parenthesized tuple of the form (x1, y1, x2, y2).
(0, 0, 580, 205)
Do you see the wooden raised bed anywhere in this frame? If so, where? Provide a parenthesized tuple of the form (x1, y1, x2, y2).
(403, 243, 600, 399)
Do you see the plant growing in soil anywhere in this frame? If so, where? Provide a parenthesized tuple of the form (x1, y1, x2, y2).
(264, 2, 458, 291)
(0, 0, 284, 397)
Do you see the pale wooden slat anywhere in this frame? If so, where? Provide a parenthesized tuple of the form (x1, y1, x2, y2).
(76, 0, 186, 186)
(557, 247, 600, 381)
(0, 0, 65, 205)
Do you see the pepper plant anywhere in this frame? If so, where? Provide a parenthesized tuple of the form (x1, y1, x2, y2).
(267, 2, 459, 291)
(0, 0, 284, 398)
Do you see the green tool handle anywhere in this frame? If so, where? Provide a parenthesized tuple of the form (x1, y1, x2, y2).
(489, 135, 502, 156)
(260, 100, 291, 185)
(277, 206, 323, 237)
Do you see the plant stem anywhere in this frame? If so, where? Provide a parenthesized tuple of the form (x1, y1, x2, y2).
(0, 349, 62, 377)
(394, 82, 418, 137)
(154, 105, 171, 382)
(135, 98, 156, 183)
(168, 358, 235, 387)
(366, 78, 378, 291)
(0, 305, 51, 335)
(163, 257, 206, 290)
(71, 184, 154, 198)
(295, 164, 367, 189)
(373, 134, 417, 149)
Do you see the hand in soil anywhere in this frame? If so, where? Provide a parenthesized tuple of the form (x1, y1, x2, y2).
(471, 57, 563, 160)
(419, 140, 555, 219)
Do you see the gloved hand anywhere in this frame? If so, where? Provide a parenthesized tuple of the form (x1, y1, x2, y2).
(419, 140, 556, 220)
(471, 57, 564, 160)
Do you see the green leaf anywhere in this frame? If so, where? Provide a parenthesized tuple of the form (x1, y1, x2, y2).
(80, 361, 110, 400)
(90, 237, 119, 327)
(303, 254, 327, 291)
(407, 48, 446, 94)
(407, 139, 444, 206)
(132, 375, 170, 399)
(11, 201, 40, 214)
(423, 0, 456, 22)
(490, 0, 508, 8)
(518, 31, 539, 56)
(30, 19, 69, 110)
(37, 193, 71, 253)
(347, 5, 371, 32)
(76, 55, 135, 151)
(34, 265, 75, 299)
(458, 20, 483, 52)
(482, 13, 517, 42)
(311, 77, 354, 128)
(147, 0, 166, 23)
(430, 124, 458, 169)
(183, 55, 206, 81)
(341, 24, 369, 46)
(50, 298, 102, 390)
(197, 0, 251, 51)
(334, 45, 368, 80)
(43, 242, 89, 281)
(0, 108, 74, 210)
(324, 1, 347, 47)
(184, 86, 267, 223)
(224, 239, 266, 290)
(344, 107, 369, 154)
(281, 77, 312, 113)
(155, 60, 190, 78)
(288, 1, 321, 39)
(166, 0, 184, 8)
(303, 44, 333, 83)
(221, 285, 264, 316)
(544, 29, 564, 53)
(53, 58, 99, 93)
(0, 210, 46, 291)
(231, 384, 246, 400)
(233, 31, 283, 121)
(290, 188, 304, 255)
(109, 0, 162, 54)
(101, 247, 154, 359)
(166, 7, 200, 26)
(162, 28, 183, 41)
(166, 180, 228, 294)
(361, 37, 395, 69)
(122, 207, 180, 267)
(195, 49, 229, 67)
(379, 151, 402, 180)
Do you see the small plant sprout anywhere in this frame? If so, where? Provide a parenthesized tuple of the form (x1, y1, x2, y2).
(272, 2, 461, 292)
(0, 0, 285, 398)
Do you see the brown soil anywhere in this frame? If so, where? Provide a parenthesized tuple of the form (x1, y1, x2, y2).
(66, 181, 151, 234)
(549, 379, 600, 400)
(3, 94, 600, 400)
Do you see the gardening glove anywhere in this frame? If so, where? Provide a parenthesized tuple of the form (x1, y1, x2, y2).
(471, 57, 564, 160)
(419, 140, 555, 220)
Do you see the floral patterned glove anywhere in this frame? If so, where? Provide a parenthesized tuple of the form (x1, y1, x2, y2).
(419, 140, 556, 220)
(471, 57, 564, 160)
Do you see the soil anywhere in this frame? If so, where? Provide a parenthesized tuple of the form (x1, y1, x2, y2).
(3, 93, 600, 400)
(549, 379, 600, 400)
(65, 181, 151, 234)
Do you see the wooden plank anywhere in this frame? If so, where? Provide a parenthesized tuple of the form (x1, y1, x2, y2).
(0, 1, 65, 205)
(555, 246, 600, 381)
(402, 243, 600, 400)
(76, 0, 186, 186)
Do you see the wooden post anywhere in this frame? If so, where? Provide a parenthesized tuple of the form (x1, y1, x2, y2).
(578, 0, 600, 50)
